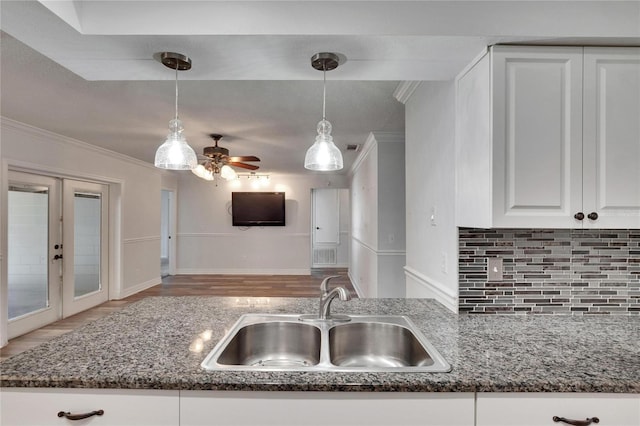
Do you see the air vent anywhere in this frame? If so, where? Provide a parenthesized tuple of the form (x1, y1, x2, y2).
(346, 144, 360, 151)
(313, 248, 337, 265)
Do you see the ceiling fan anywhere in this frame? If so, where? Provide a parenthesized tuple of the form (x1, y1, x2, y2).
(192, 134, 260, 181)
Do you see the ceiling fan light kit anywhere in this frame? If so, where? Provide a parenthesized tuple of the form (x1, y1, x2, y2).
(154, 52, 198, 170)
(304, 52, 344, 171)
(192, 164, 215, 181)
(192, 134, 260, 181)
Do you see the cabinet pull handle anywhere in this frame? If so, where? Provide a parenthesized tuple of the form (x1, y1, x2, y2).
(574, 212, 585, 220)
(587, 212, 598, 220)
(57, 409, 104, 420)
(553, 416, 599, 425)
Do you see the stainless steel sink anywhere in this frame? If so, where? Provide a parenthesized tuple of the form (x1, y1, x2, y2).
(216, 321, 321, 367)
(201, 314, 451, 373)
(329, 322, 434, 368)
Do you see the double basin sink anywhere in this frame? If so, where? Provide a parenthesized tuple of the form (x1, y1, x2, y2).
(201, 314, 451, 373)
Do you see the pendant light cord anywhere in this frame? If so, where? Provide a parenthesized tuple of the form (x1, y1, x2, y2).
(322, 65, 326, 120)
(174, 65, 179, 121)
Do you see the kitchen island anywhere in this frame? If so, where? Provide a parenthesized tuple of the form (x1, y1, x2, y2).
(1, 296, 639, 392)
(1, 297, 639, 425)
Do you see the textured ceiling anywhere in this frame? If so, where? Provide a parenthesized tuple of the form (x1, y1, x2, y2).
(1, 1, 637, 174)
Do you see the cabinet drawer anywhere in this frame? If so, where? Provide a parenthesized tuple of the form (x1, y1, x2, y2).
(180, 391, 475, 426)
(476, 393, 640, 426)
(0, 388, 179, 426)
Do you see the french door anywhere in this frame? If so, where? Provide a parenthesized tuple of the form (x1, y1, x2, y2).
(61, 179, 109, 318)
(7, 172, 109, 338)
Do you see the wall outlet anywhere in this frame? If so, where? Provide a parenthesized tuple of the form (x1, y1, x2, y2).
(487, 257, 503, 281)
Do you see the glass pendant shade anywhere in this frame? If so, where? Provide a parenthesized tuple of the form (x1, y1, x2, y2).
(304, 119, 343, 171)
(155, 119, 197, 170)
(220, 165, 238, 180)
(305, 52, 343, 171)
(154, 52, 196, 171)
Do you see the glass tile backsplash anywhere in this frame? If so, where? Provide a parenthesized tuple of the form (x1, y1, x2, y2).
(458, 228, 640, 315)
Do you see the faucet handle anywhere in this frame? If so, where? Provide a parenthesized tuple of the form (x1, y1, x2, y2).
(320, 275, 342, 293)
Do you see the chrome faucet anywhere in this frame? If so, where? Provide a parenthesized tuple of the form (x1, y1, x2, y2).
(318, 275, 351, 320)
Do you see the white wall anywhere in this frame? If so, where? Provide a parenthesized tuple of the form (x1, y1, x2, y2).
(404, 82, 459, 312)
(337, 188, 350, 266)
(175, 172, 347, 274)
(349, 132, 406, 298)
(160, 190, 170, 259)
(0, 118, 169, 344)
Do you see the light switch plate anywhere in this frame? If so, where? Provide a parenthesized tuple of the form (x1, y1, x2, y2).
(487, 257, 503, 281)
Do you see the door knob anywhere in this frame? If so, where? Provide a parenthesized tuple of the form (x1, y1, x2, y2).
(53, 254, 63, 260)
(587, 212, 598, 220)
(316, 227, 320, 230)
(574, 212, 585, 220)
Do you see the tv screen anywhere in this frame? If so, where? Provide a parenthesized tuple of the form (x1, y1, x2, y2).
(232, 192, 286, 226)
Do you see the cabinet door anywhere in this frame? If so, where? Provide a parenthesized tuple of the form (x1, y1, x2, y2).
(491, 46, 584, 228)
(0, 388, 179, 426)
(476, 393, 640, 426)
(583, 47, 640, 228)
(180, 391, 475, 426)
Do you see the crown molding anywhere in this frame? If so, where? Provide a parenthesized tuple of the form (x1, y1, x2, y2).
(393, 81, 422, 104)
(348, 131, 404, 177)
(1, 117, 158, 172)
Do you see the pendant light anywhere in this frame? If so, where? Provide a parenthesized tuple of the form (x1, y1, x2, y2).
(304, 52, 344, 171)
(154, 52, 197, 170)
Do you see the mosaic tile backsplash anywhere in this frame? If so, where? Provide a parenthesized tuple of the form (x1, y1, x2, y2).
(459, 228, 640, 315)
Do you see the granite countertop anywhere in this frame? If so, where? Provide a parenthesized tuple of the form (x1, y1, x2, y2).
(1, 297, 639, 393)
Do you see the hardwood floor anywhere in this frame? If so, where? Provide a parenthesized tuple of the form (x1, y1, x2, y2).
(0, 269, 354, 361)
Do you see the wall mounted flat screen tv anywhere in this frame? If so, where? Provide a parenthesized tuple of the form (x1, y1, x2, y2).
(232, 192, 286, 226)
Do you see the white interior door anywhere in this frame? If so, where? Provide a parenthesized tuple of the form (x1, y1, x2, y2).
(160, 189, 172, 277)
(311, 188, 340, 267)
(7, 172, 62, 339)
(62, 179, 109, 318)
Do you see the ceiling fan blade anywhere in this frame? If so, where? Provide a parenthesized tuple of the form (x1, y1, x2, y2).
(228, 156, 260, 162)
(228, 162, 260, 170)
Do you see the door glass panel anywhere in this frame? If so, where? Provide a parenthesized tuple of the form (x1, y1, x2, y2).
(7, 185, 49, 319)
(73, 192, 102, 297)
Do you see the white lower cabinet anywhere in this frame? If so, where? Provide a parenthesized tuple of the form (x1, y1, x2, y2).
(179, 391, 475, 426)
(2, 389, 638, 426)
(0, 388, 179, 426)
(476, 393, 640, 426)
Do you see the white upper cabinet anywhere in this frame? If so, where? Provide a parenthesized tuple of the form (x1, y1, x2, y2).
(583, 47, 640, 228)
(456, 46, 640, 229)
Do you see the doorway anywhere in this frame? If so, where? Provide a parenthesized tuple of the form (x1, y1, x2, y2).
(7, 172, 109, 339)
(311, 188, 350, 268)
(160, 189, 173, 277)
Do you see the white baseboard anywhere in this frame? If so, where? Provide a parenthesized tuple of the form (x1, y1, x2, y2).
(311, 263, 349, 269)
(114, 277, 161, 300)
(404, 266, 458, 313)
(176, 268, 311, 275)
